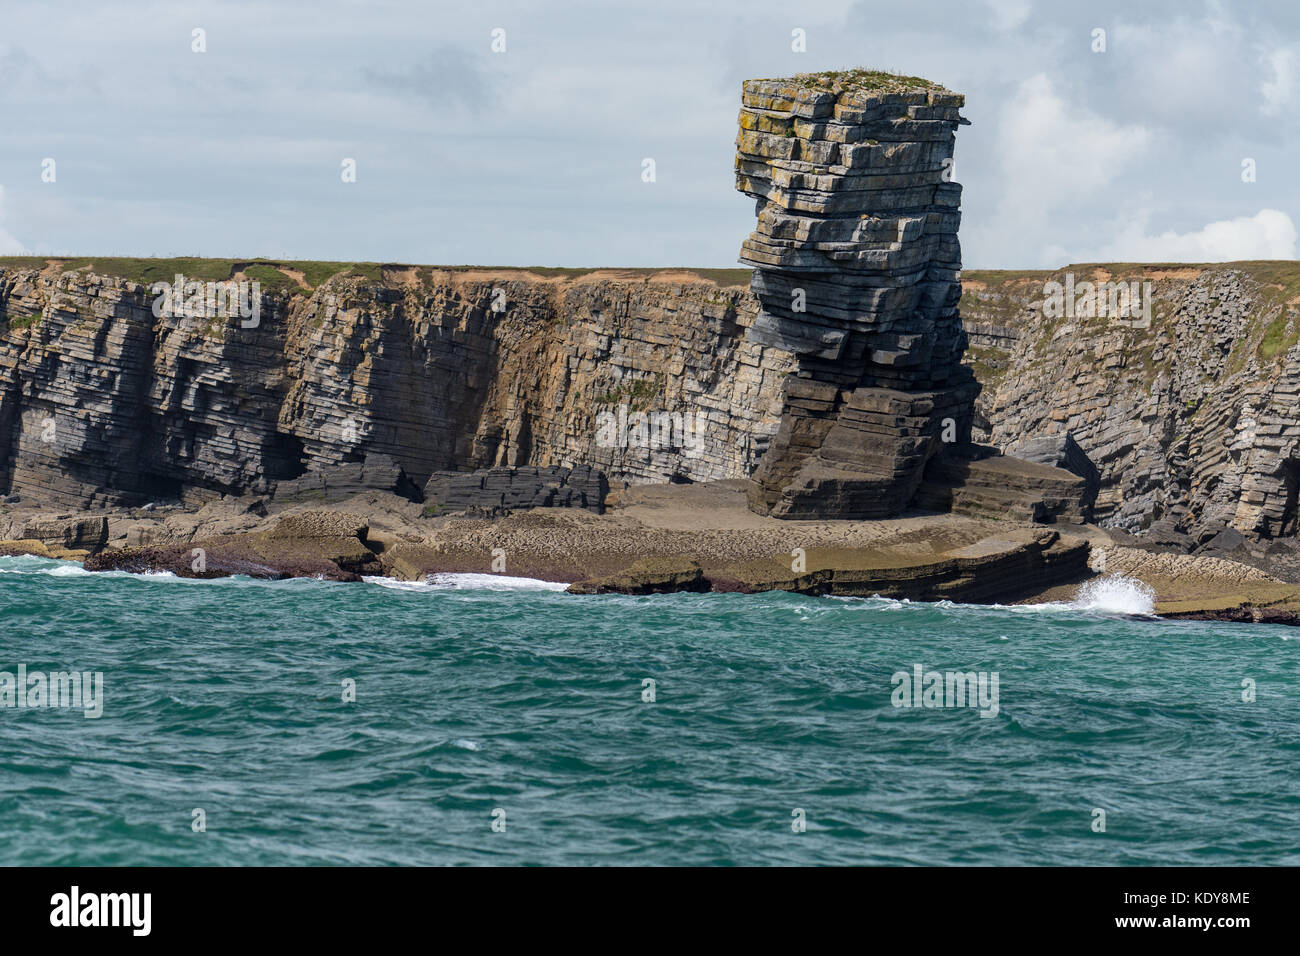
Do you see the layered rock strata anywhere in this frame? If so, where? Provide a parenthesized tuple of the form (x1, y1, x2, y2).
(914, 446, 1092, 523)
(83, 509, 383, 581)
(272, 452, 420, 502)
(9, 255, 1296, 542)
(734, 71, 983, 518)
(961, 263, 1300, 542)
(0, 265, 791, 508)
(423, 465, 608, 515)
(570, 528, 1089, 601)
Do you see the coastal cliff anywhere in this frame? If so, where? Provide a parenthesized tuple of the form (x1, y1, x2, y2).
(3, 257, 1299, 555)
(6, 255, 1300, 614)
(0, 261, 793, 507)
(961, 261, 1300, 545)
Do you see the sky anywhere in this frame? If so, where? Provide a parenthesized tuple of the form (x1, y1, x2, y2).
(0, 0, 1296, 269)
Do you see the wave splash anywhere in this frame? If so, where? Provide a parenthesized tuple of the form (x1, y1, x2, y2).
(363, 573, 569, 593)
(1070, 575, 1157, 616)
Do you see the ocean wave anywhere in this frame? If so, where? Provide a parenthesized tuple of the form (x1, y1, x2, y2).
(936, 576, 1157, 617)
(362, 573, 570, 593)
(0, 555, 189, 581)
(0, 557, 331, 589)
(1068, 575, 1157, 616)
(0, 555, 81, 573)
(829, 582, 1158, 619)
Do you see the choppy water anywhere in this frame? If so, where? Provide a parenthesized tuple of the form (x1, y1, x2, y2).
(1, 554, 1296, 865)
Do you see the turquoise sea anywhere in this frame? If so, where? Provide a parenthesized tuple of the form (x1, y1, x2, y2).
(0, 554, 1296, 866)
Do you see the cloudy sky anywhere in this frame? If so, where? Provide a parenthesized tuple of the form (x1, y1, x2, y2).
(0, 0, 1296, 268)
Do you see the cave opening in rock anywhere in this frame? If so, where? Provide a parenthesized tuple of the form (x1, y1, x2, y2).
(264, 432, 306, 481)
(1279, 457, 1300, 537)
(134, 472, 184, 504)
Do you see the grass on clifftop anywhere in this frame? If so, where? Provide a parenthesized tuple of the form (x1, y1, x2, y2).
(0, 257, 754, 289)
(0, 257, 388, 293)
(241, 264, 305, 296)
(4, 257, 1291, 299)
(772, 68, 951, 95)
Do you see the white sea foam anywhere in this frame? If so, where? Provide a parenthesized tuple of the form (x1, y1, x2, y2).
(363, 573, 569, 593)
(1068, 575, 1157, 616)
(0, 556, 93, 577)
(360, 576, 436, 592)
(833, 583, 1160, 619)
(827, 595, 912, 611)
(0, 555, 189, 582)
(45, 563, 95, 577)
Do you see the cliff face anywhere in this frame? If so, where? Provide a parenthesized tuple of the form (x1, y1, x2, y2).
(5, 257, 1298, 537)
(734, 71, 980, 519)
(962, 262, 1300, 541)
(0, 264, 794, 507)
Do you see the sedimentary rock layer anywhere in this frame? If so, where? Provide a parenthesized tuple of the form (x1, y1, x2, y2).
(961, 262, 1300, 541)
(0, 265, 793, 507)
(5, 257, 1296, 544)
(734, 71, 982, 518)
(423, 465, 608, 515)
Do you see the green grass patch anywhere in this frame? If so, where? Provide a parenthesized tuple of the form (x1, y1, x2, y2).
(242, 264, 302, 296)
(962, 345, 1009, 387)
(0, 257, 754, 289)
(774, 68, 951, 95)
(0, 256, 393, 293)
(0, 256, 61, 271)
(502, 266, 753, 286)
(964, 268, 1056, 290)
(595, 374, 664, 408)
(59, 257, 237, 284)
(1256, 313, 1300, 363)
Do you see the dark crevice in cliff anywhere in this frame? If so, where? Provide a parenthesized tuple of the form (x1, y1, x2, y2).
(1278, 458, 1300, 537)
(263, 433, 307, 481)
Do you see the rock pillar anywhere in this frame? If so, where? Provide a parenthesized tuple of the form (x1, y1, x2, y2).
(736, 70, 980, 518)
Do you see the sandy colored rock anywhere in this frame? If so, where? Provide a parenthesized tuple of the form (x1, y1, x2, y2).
(568, 557, 707, 595)
(0, 538, 54, 558)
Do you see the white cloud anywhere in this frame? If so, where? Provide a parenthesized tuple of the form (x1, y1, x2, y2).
(985, 0, 1032, 31)
(0, 186, 26, 254)
(999, 74, 1151, 200)
(963, 73, 1152, 266)
(1096, 208, 1298, 262)
(1261, 47, 1297, 115)
(1110, 14, 1261, 131)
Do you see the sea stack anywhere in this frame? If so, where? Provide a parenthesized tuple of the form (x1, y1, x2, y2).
(735, 70, 980, 519)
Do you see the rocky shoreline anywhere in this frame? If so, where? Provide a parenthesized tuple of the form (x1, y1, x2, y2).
(3, 478, 1295, 623)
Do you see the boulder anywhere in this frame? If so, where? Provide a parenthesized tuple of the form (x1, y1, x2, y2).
(423, 465, 607, 515)
(568, 557, 707, 595)
(272, 453, 421, 503)
(21, 515, 109, 554)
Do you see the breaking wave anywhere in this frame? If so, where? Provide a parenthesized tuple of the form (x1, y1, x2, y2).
(1070, 575, 1157, 616)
